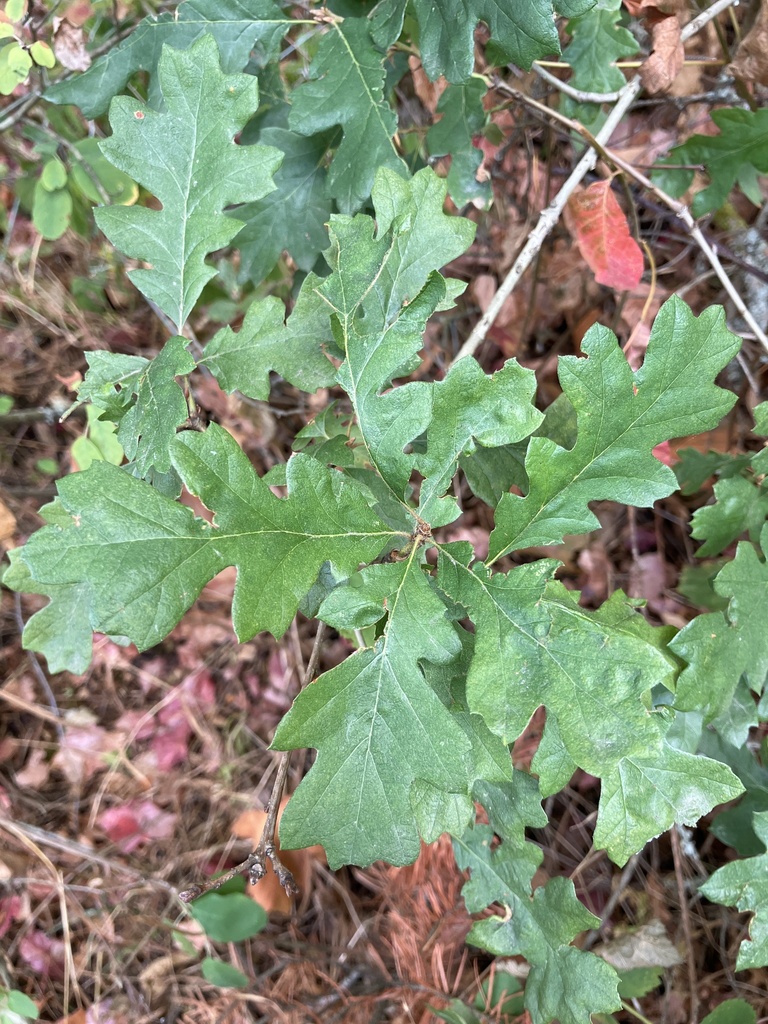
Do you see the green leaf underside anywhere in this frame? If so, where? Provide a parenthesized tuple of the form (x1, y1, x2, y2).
(18, 423, 398, 651)
(95, 35, 281, 330)
(371, 0, 595, 83)
(288, 17, 407, 213)
(489, 299, 740, 561)
(45, 0, 293, 118)
(672, 526, 768, 723)
(691, 475, 768, 557)
(700, 810, 768, 970)
(455, 778, 621, 1024)
(275, 551, 470, 867)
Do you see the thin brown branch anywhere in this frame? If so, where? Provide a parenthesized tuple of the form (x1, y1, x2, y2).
(178, 620, 328, 904)
(671, 824, 699, 1024)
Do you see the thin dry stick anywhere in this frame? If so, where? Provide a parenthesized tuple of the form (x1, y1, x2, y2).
(594, 147, 768, 354)
(490, 74, 768, 355)
(178, 620, 327, 904)
(671, 824, 700, 1024)
(454, 0, 740, 363)
(533, 62, 623, 104)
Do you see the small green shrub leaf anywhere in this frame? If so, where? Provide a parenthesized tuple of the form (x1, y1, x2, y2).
(654, 108, 768, 217)
(200, 957, 249, 988)
(190, 892, 266, 942)
(426, 78, 491, 208)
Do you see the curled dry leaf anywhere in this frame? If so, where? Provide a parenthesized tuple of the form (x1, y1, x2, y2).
(20, 929, 66, 979)
(53, 17, 92, 71)
(729, 0, 768, 86)
(641, 12, 683, 94)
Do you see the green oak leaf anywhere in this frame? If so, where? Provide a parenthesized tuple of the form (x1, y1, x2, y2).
(488, 298, 740, 561)
(437, 545, 673, 775)
(425, 633, 516, 791)
(674, 448, 751, 496)
(232, 127, 334, 286)
(319, 167, 474, 503)
(561, 0, 637, 128)
(700, 810, 768, 970)
(76, 351, 149, 416)
(288, 16, 407, 213)
(690, 475, 768, 557)
(199, 288, 336, 401)
(455, 777, 620, 1024)
(426, 78, 492, 208)
(3, 546, 95, 675)
(672, 527, 768, 723)
(45, 0, 293, 118)
(370, 0, 595, 83)
(653, 108, 768, 217)
(115, 335, 195, 476)
(18, 424, 398, 652)
(531, 713, 577, 797)
(459, 443, 529, 508)
(274, 553, 470, 867)
(95, 35, 282, 330)
(416, 356, 542, 527)
(594, 743, 743, 866)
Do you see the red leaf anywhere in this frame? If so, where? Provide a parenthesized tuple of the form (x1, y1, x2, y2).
(20, 930, 66, 979)
(567, 181, 644, 290)
(99, 800, 176, 853)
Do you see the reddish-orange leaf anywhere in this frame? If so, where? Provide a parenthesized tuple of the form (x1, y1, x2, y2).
(567, 180, 644, 290)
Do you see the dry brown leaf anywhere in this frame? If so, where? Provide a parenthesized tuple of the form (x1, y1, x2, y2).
(729, 0, 768, 85)
(408, 55, 447, 113)
(641, 12, 684, 94)
(53, 17, 92, 71)
(63, 0, 93, 25)
(0, 497, 16, 544)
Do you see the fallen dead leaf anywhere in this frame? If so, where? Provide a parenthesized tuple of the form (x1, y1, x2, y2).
(641, 12, 684, 94)
(729, 0, 768, 85)
(53, 17, 92, 71)
(98, 799, 176, 853)
(0, 496, 17, 544)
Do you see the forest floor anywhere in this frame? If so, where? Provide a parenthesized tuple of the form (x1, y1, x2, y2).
(2, 7, 768, 1024)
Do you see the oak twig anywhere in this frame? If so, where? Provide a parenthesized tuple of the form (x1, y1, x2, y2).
(178, 621, 327, 904)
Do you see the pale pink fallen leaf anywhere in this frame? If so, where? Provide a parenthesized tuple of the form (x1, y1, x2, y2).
(20, 929, 66, 979)
(99, 800, 176, 853)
